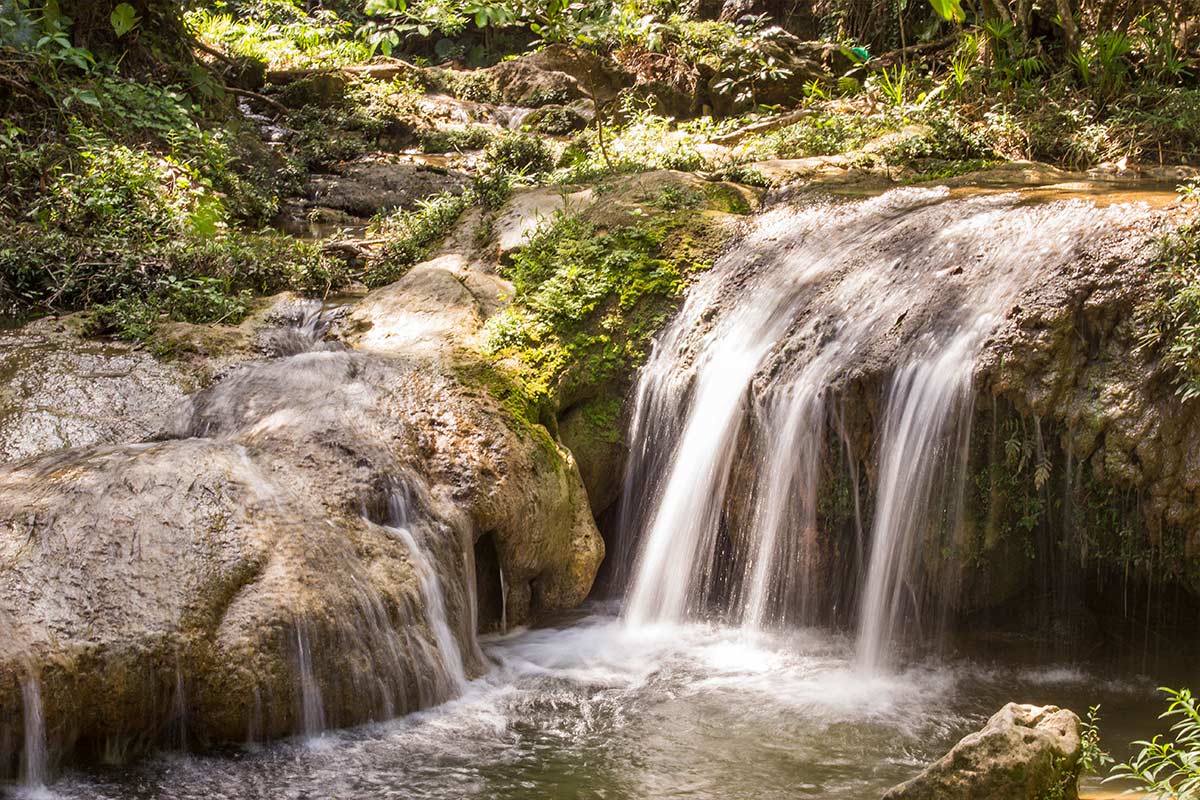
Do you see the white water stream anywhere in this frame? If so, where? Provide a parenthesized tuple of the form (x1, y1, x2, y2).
(619, 187, 1143, 667)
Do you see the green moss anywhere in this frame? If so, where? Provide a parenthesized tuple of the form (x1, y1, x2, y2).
(579, 394, 624, 444)
(480, 203, 733, 413)
(702, 183, 753, 215)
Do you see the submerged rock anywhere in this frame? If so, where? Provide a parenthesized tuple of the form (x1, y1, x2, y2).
(883, 703, 1082, 800)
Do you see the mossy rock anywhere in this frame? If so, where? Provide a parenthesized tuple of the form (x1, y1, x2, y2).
(526, 104, 588, 135)
(275, 73, 348, 109)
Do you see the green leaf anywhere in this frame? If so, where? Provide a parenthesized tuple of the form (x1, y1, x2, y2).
(110, 2, 139, 36)
(69, 88, 102, 109)
(364, 0, 406, 13)
(929, 0, 965, 23)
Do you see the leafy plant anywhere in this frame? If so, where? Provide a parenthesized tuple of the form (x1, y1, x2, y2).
(875, 64, 909, 108)
(1080, 706, 1114, 774)
(711, 15, 794, 110)
(109, 2, 140, 37)
(1109, 687, 1200, 797)
(484, 131, 554, 174)
(1136, 224, 1200, 401)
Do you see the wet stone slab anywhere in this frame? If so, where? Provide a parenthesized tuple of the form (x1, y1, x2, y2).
(0, 320, 188, 464)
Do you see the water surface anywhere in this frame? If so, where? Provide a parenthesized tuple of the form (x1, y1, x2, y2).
(22, 608, 1178, 800)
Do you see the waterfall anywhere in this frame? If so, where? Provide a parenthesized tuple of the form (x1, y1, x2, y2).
(618, 187, 1141, 663)
(384, 489, 470, 696)
(295, 622, 327, 738)
(21, 676, 47, 790)
(854, 329, 981, 670)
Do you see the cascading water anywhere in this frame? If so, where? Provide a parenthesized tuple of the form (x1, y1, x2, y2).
(20, 676, 47, 792)
(383, 487, 470, 697)
(618, 186, 1147, 665)
(294, 622, 328, 738)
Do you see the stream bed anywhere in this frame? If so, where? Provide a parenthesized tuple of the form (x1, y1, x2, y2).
(15, 607, 1187, 800)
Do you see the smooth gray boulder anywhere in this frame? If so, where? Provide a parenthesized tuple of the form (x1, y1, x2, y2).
(884, 703, 1082, 800)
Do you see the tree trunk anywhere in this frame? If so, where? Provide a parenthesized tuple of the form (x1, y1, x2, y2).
(1055, 0, 1079, 53)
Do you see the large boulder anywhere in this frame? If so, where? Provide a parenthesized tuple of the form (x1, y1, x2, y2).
(303, 160, 472, 219)
(884, 704, 1082, 800)
(0, 320, 188, 463)
(487, 44, 629, 107)
(0, 344, 603, 778)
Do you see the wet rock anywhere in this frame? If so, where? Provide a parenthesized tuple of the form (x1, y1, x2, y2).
(884, 704, 1082, 800)
(304, 160, 472, 219)
(0, 350, 603, 775)
(343, 253, 494, 361)
(0, 320, 189, 463)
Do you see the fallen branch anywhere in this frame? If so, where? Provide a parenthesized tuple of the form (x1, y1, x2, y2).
(226, 86, 289, 116)
(872, 32, 961, 69)
(711, 109, 816, 146)
(264, 60, 417, 86)
(322, 238, 385, 261)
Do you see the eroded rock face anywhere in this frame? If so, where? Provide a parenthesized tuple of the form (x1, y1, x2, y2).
(884, 703, 1082, 800)
(0, 331, 602, 777)
(0, 320, 189, 463)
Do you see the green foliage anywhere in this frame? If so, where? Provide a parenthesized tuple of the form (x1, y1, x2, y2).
(1136, 223, 1200, 401)
(1080, 706, 1114, 775)
(481, 199, 725, 408)
(927, 0, 964, 23)
(554, 101, 706, 183)
(187, 0, 370, 69)
(418, 124, 494, 152)
(483, 131, 554, 174)
(421, 67, 499, 102)
(744, 112, 875, 158)
(364, 190, 471, 287)
(1110, 687, 1200, 797)
(359, 167, 511, 288)
(284, 76, 426, 169)
(87, 276, 253, 341)
(710, 14, 794, 109)
(0, 125, 343, 327)
(526, 104, 586, 135)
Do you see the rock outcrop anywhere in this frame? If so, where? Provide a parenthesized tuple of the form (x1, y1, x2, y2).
(0, 182, 620, 776)
(884, 703, 1082, 800)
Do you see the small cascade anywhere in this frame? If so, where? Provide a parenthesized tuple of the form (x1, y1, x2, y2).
(168, 659, 189, 751)
(854, 330, 980, 670)
(617, 187, 1148, 664)
(383, 488, 470, 697)
(294, 622, 327, 738)
(20, 675, 47, 791)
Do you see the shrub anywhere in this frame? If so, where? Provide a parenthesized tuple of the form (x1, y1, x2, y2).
(363, 191, 471, 287)
(527, 104, 588, 136)
(418, 125, 495, 153)
(1109, 687, 1200, 795)
(484, 132, 555, 175)
(1136, 223, 1200, 400)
